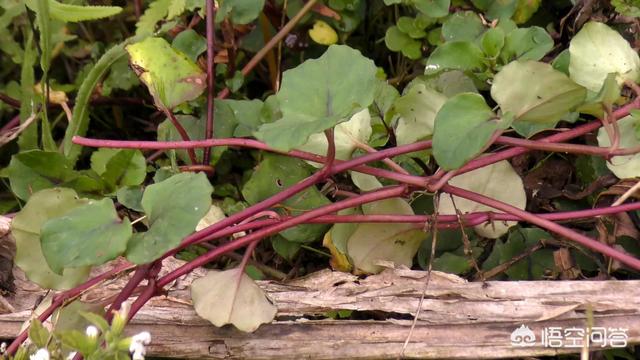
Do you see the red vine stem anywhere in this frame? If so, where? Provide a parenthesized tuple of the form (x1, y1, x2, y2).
(203, 0, 216, 164)
(163, 109, 197, 164)
(442, 184, 640, 270)
(6, 262, 135, 355)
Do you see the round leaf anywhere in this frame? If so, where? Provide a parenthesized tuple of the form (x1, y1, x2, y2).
(11, 188, 91, 290)
(391, 84, 447, 145)
(125, 172, 213, 264)
(438, 160, 526, 238)
(433, 93, 505, 170)
(500, 27, 553, 63)
(309, 20, 338, 45)
(442, 11, 484, 42)
(41, 198, 132, 274)
(425, 41, 485, 75)
(569, 21, 640, 92)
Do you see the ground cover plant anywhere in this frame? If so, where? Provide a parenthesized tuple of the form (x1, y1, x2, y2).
(1, 0, 640, 358)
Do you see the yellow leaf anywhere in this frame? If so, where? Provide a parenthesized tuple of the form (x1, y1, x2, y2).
(34, 83, 68, 104)
(322, 231, 352, 272)
(309, 20, 338, 46)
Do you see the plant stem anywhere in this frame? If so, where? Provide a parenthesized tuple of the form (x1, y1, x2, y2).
(163, 109, 197, 164)
(442, 184, 640, 270)
(203, 0, 216, 165)
(217, 0, 319, 99)
(495, 136, 640, 156)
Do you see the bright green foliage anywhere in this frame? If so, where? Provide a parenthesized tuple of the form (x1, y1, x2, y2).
(577, 73, 621, 117)
(385, 26, 422, 59)
(491, 61, 586, 136)
(41, 198, 132, 274)
(242, 154, 330, 243)
(126, 172, 213, 264)
(90, 148, 146, 190)
(116, 186, 144, 212)
(172, 29, 207, 61)
(441, 11, 484, 42)
(271, 236, 301, 261)
(167, 0, 187, 19)
(413, 0, 450, 18)
(217, 0, 266, 24)
(500, 27, 553, 63)
(25, 0, 122, 22)
(480, 27, 505, 58)
(8, 151, 86, 200)
(136, 0, 171, 35)
(126, 37, 206, 110)
(433, 93, 508, 170)
(425, 41, 485, 75)
(438, 161, 527, 238)
(254, 45, 377, 151)
(11, 188, 91, 290)
(390, 84, 447, 145)
(612, 0, 640, 17)
(191, 268, 277, 332)
(569, 21, 640, 92)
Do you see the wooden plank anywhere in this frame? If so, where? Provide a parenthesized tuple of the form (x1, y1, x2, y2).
(1, 260, 639, 359)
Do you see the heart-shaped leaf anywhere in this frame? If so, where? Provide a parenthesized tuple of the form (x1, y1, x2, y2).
(126, 172, 213, 264)
(438, 160, 526, 238)
(569, 22, 640, 92)
(191, 268, 277, 332)
(433, 93, 509, 170)
(11, 188, 91, 290)
(90, 148, 146, 190)
(126, 37, 206, 110)
(254, 45, 377, 151)
(8, 151, 77, 201)
(41, 198, 132, 274)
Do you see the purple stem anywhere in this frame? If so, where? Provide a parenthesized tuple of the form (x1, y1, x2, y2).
(442, 184, 640, 270)
(203, 0, 216, 165)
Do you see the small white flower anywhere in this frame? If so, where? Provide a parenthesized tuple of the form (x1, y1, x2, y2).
(119, 301, 130, 319)
(66, 352, 77, 360)
(131, 331, 151, 346)
(30, 348, 49, 360)
(0, 342, 7, 354)
(129, 342, 146, 360)
(85, 325, 99, 338)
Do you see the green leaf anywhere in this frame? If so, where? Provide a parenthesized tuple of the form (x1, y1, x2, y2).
(390, 84, 447, 145)
(126, 37, 206, 110)
(425, 41, 485, 75)
(8, 151, 76, 201)
(191, 268, 277, 332)
(242, 154, 330, 243)
(491, 61, 586, 131)
(125, 172, 212, 264)
(385, 26, 422, 59)
(433, 93, 507, 170)
(157, 114, 205, 164)
(612, 0, 640, 17)
(597, 115, 640, 179)
(413, 0, 450, 18)
(441, 11, 484, 42)
(57, 330, 97, 357)
(102, 57, 140, 96)
(25, 0, 122, 22)
(117, 186, 144, 212)
(28, 319, 50, 348)
(41, 198, 132, 274)
(480, 27, 505, 58)
(172, 29, 207, 61)
(91, 149, 146, 189)
(297, 109, 371, 165)
(438, 160, 526, 238)
(11, 188, 91, 290)
(254, 45, 377, 151)
(577, 73, 621, 117)
(499, 26, 553, 63)
(167, 0, 187, 19)
(271, 236, 301, 262)
(345, 173, 425, 274)
(18, 33, 38, 150)
(216, 0, 265, 24)
(136, 0, 170, 35)
(569, 21, 640, 92)
(485, 227, 555, 280)
(513, 0, 541, 24)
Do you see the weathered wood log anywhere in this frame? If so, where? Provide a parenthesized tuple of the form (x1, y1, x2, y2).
(0, 259, 638, 359)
